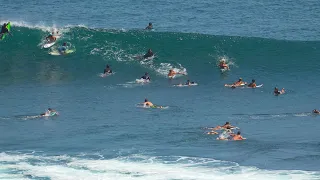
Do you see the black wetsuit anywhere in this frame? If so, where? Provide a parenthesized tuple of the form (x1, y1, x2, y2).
(1, 25, 8, 34)
(104, 68, 112, 74)
(141, 75, 150, 80)
(143, 52, 154, 58)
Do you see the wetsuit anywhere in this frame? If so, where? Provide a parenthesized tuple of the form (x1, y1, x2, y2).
(1, 25, 8, 34)
(104, 68, 112, 74)
(143, 52, 154, 58)
(141, 75, 150, 80)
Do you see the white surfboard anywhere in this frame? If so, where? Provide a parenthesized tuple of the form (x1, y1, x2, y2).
(43, 41, 56, 49)
(49, 49, 75, 56)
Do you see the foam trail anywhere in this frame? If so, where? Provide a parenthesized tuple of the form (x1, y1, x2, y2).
(0, 152, 319, 180)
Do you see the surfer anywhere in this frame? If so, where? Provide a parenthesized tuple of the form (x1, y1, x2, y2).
(143, 98, 154, 107)
(219, 60, 229, 70)
(168, 69, 185, 78)
(145, 22, 153, 30)
(247, 79, 257, 88)
(233, 78, 245, 86)
(0, 22, 12, 38)
(216, 127, 234, 140)
(274, 87, 285, 95)
(103, 65, 112, 74)
(142, 98, 163, 109)
(225, 78, 246, 88)
(58, 42, 68, 54)
(230, 131, 245, 141)
(313, 109, 320, 114)
(141, 72, 151, 81)
(208, 122, 235, 131)
(46, 32, 57, 43)
(143, 49, 154, 59)
(40, 108, 57, 117)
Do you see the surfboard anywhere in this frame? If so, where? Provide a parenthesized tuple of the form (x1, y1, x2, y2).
(136, 78, 150, 83)
(224, 83, 246, 88)
(136, 104, 168, 109)
(43, 41, 56, 48)
(1, 22, 11, 40)
(49, 49, 75, 56)
(174, 83, 198, 87)
(42, 111, 59, 117)
(99, 72, 114, 78)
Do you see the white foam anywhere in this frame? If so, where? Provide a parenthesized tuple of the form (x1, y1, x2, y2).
(0, 152, 319, 180)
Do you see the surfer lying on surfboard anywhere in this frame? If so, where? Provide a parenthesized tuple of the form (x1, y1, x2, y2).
(140, 98, 164, 108)
(313, 109, 320, 114)
(168, 69, 185, 78)
(0, 22, 12, 39)
(217, 130, 246, 141)
(247, 79, 257, 88)
(274, 87, 285, 96)
(224, 78, 247, 88)
(40, 108, 58, 117)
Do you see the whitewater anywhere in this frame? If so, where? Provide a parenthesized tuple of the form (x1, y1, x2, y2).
(1, 0, 320, 179)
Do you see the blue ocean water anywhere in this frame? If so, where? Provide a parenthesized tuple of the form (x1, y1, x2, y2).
(1, 0, 320, 179)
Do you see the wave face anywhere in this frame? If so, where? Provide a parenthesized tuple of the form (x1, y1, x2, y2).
(1, 24, 320, 85)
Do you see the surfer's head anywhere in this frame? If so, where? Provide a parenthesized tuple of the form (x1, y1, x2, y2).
(145, 72, 148, 75)
(237, 131, 241, 135)
(225, 122, 230, 125)
(48, 108, 52, 111)
(145, 99, 148, 102)
(63, 42, 67, 46)
(106, 65, 110, 68)
(3, 23, 6, 26)
(252, 79, 255, 82)
(149, 22, 152, 26)
(238, 78, 242, 81)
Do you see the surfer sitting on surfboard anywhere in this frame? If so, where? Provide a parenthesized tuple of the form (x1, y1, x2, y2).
(145, 22, 153, 30)
(103, 65, 112, 74)
(143, 49, 154, 59)
(0, 22, 12, 39)
(274, 87, 285, 95)
(219, 60, 229, 70)
(247, 79, 257, 88)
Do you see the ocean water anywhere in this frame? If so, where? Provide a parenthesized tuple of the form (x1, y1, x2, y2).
(1, 0, 320, 179)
